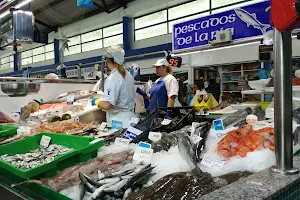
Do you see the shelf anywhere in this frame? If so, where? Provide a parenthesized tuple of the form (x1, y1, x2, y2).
(222, 81, 239, 83)
(241, 86, 300, 95)
(222, 71, 241, 74)
(243, 69, 261, 72)
(223, 91, 241, 93)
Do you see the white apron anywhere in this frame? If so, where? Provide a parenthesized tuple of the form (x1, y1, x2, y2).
(106, 110, 136, 129)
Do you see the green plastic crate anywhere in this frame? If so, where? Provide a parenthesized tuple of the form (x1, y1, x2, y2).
(0, 133, 104, 180)
(0, 125, 17, 138)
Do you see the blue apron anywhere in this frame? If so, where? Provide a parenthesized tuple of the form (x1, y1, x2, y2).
(149, 80, 168, 113)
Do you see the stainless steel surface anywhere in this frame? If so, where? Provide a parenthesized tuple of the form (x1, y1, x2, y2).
(0, 77, 97, 83)
(13, 10, 34, 44)
(1, 83, 40, 96)
(270, 165, 299, 175)
(79, 109, 106, 124)
(273, 29, 298, 174)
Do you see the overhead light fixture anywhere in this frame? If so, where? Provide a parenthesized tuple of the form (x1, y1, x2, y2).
(0, 0, 32, 19)
(15, 0, 32, 9)
(0, 10, 10, 19)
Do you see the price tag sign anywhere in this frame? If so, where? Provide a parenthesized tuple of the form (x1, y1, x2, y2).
(130, 117, 140, 127)
(124, 126, 143, 140)
(40, 135, 51, 148)
(112, 120, 123, 130)
(114, 137, 130, 147)
(99, 122, 107, 131)
(148, 132, 162, 142)
(215, 130, 227, 141)
(265, 107, 274, 119)
(73, 116, 80, 122)
(67, 94, 75, 105)
(133, 147, 153, 163)
(246, 114, 258, 125)
(201, 156, 226, 169)
(138, 141, 151, 149)
(189, 134, 203, 144)
(213, 119, 224, 131)
(161, 119, 172, 125)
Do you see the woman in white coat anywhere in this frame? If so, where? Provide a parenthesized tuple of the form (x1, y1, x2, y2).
(95, 46, 136, 128)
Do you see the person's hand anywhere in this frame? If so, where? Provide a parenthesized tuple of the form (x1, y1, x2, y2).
(136, 87, 147, 98)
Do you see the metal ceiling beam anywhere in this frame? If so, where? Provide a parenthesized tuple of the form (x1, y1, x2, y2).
(35, 19, 57, 31)
(100, 0, 110, 13)
(112, 0, 127, 8)
(34, 0, 66, 15)
(93, 2, 103, 9)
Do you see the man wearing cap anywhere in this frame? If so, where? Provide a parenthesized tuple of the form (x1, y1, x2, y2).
(94, 45, 136, 128)
(137, 59, 179, 114)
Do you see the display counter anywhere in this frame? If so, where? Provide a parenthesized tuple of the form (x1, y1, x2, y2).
(200, 155, 300, 200)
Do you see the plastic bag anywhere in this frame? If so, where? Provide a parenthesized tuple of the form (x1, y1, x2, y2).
(77, 0, 93, 8)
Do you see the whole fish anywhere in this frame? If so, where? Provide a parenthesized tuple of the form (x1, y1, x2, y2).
(13, 151, 133, 192)
(45, 90, 97, 104)
(221, 107, 252, 128)
(191, 122, 211, 162)
(151, 125, 191, 152)
(126, 172, 217, 200)
(0, 144, 72, 169)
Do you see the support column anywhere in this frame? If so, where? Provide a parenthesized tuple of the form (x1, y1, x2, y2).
(187, 55, 194, 85)
(54, 39, 60, 65)
(122, 16, 133, 52)
(13, 52, 19, 72)
(271, 29, 298, 174)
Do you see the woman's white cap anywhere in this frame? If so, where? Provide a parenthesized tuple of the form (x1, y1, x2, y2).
(45, 73, 59, 79)
(153, 59, 169, 67)
(104, 45, 125, 65)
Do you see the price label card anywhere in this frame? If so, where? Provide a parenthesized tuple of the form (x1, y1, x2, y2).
(265, 108, 274, 119)
(215, 130, 227, 141)
(213, 119, 224, 131)
(133, 147, 153, 163)
(114, 137, 130, 147)
(40, 136, 51, 148)
(73, 116, 80, 122)
(124, 126, 143, 140)
(189, 134, 203, 144)
(148, 132, 162, 142)
(138, 141, 151, 149)
(99, 122, 107, 131)
(46, 110, 53, 118)
(67, 94, 75, 105)
(130, 117, 140, 127)
(112, 120, 123, 130)
(161, 119, 172, 125)
(201, 156, 226, 169)
(246, 114, 258, 125)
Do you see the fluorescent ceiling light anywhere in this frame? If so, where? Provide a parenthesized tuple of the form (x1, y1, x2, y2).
(0, 10, 9, 19)
(0, 0, 32, 19)
(15, 0, 32, 9)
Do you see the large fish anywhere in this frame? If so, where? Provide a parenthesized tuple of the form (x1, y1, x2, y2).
(234, 8, 270, 34)
(34, 90, 97, 104)
(126, 172, 217, 200)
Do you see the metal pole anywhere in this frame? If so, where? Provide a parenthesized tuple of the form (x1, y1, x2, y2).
(271, 29, 298, 174)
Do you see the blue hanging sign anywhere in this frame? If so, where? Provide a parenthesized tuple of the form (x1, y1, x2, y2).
(77, 0, 93, 9)
(172, 0, 271, 51)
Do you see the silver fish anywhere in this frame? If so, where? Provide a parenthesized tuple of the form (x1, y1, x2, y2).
(0, 144, 72, 170)
(45, 90, 96, 104)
